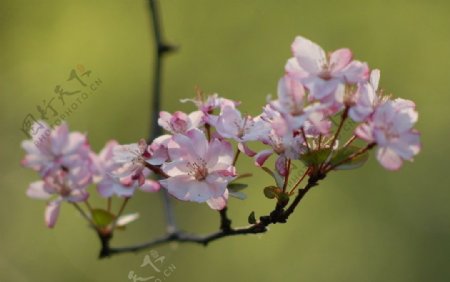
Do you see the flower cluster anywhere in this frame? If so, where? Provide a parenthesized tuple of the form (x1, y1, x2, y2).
(21, 35, 420, 230)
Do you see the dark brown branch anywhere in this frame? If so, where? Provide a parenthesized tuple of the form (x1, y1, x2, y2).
(147, 0, 177, 235)
(98, 179, 319, 258)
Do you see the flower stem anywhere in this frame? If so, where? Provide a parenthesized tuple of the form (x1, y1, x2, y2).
(301, 127, 310, 152)
(282, 159, 291, 192)
(73, 202, 96, 228)
(110, 197, 130, 233)
(288, 167, 311, 195)
(232, 149, 241, 166)
(329, 106, 349, 150)
(107, 197, 112, 213)
(343, 135, 356, 148)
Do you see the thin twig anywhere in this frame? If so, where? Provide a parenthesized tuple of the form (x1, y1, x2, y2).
(73, 203, 96, 228)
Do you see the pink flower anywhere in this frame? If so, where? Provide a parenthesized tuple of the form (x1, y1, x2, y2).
(355, 98, 421, 170)
(26, 169, 90, 228)
(348, 69, 380, 122)
(112, 139, 150, 186)
(255, 107, 307, 175)
(269, 76, 332, 134)
(158, 111, 203, 134)
(147, 135, 171, 165)
(212, 105, 269, 142)
(181, 93, 238, 113)
(160, 129, 236, 210)
(21, 121, 92, 177)
(286, 36, 369, 102)
(93, 140, 160, 198)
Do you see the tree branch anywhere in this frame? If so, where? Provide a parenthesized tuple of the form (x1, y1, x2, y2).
(147, 0, 177, 235)
(99, 179, 319, 258)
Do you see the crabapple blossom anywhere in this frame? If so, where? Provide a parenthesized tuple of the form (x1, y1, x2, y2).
(21, 121, 92, 177)
(355, 98, 421, 170)
(269, 76, 332, 134)
(112, 139, 151, 186)
(212, 105, 269, 142)
(160, 129, 236, 210)
(158, 111, 203, 134)
(286, 36, 369, 103)
(255, 106, 307, 175)
(147, 135, 171, 165)
(181, 93, 238, 114)
(348, 69, 381, 122)
(27, 169, 90, 228)
(93, 140, 160, 198)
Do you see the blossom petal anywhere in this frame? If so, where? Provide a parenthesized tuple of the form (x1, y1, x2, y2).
(376, 147, 403, 171)
(139, 180, 161, 193)
(27, 181, 52, 199)
(206, 190, 228, 210)
(330, 48, 352, 73)
(45, 200, 62, 228)
(255, 149, 273, 167)
(291, 36, 326, 74)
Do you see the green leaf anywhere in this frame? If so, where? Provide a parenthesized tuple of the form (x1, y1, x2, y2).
(248, 211, 256, 224)
(227, 183, 248, 192)
(229, 191, 247, 200)
(300, 148, 331, 167)
(261, 167, 284, 188)
(91, 209, 116, 228)
(263, 186, 280, 199)
(330, 145, 369, 170)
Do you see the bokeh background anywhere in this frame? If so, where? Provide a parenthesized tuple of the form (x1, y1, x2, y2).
(1, 0, 449, 281)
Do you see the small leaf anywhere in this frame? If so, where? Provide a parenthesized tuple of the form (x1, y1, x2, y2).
(227, 183, 248, 192)
(261, 167, 284, 188)
(248, 211, 256, 224)
(263, 186, 279, 199)
(229, 191, 247, 200)
(300, 148, 331, 167)
(330, 145, 369, 170)
(91, 209, 116, 228)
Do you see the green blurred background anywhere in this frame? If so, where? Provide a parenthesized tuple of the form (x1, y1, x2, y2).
(1, 0, 449, 281)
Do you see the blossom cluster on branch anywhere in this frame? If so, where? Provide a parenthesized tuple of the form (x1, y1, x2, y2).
(21, 36, 421, 242)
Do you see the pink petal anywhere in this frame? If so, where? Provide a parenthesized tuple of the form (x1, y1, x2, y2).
(254, 149, 273, 167)
(355, 124, 374, 143)
(50, 123, 69, 155)
(206, 190, 229, 210)
(139, 180, 161, 193)
(27, 181, 52, 199)
(188, 111, 204, 128)
(291, 36, 326, 74)
(45, 200, 61, 228)
(370, 69, 380, 90)
(330, 48, 352, 72)
(376, 147, 403, 171)
(161, 176, 212, 203)
(238, 142, 256, 157)
(342, 61, 369, 83)
(275, 156, 288, 176)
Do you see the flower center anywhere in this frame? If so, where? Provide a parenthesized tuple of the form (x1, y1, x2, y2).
(187, 159, 208, 181)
